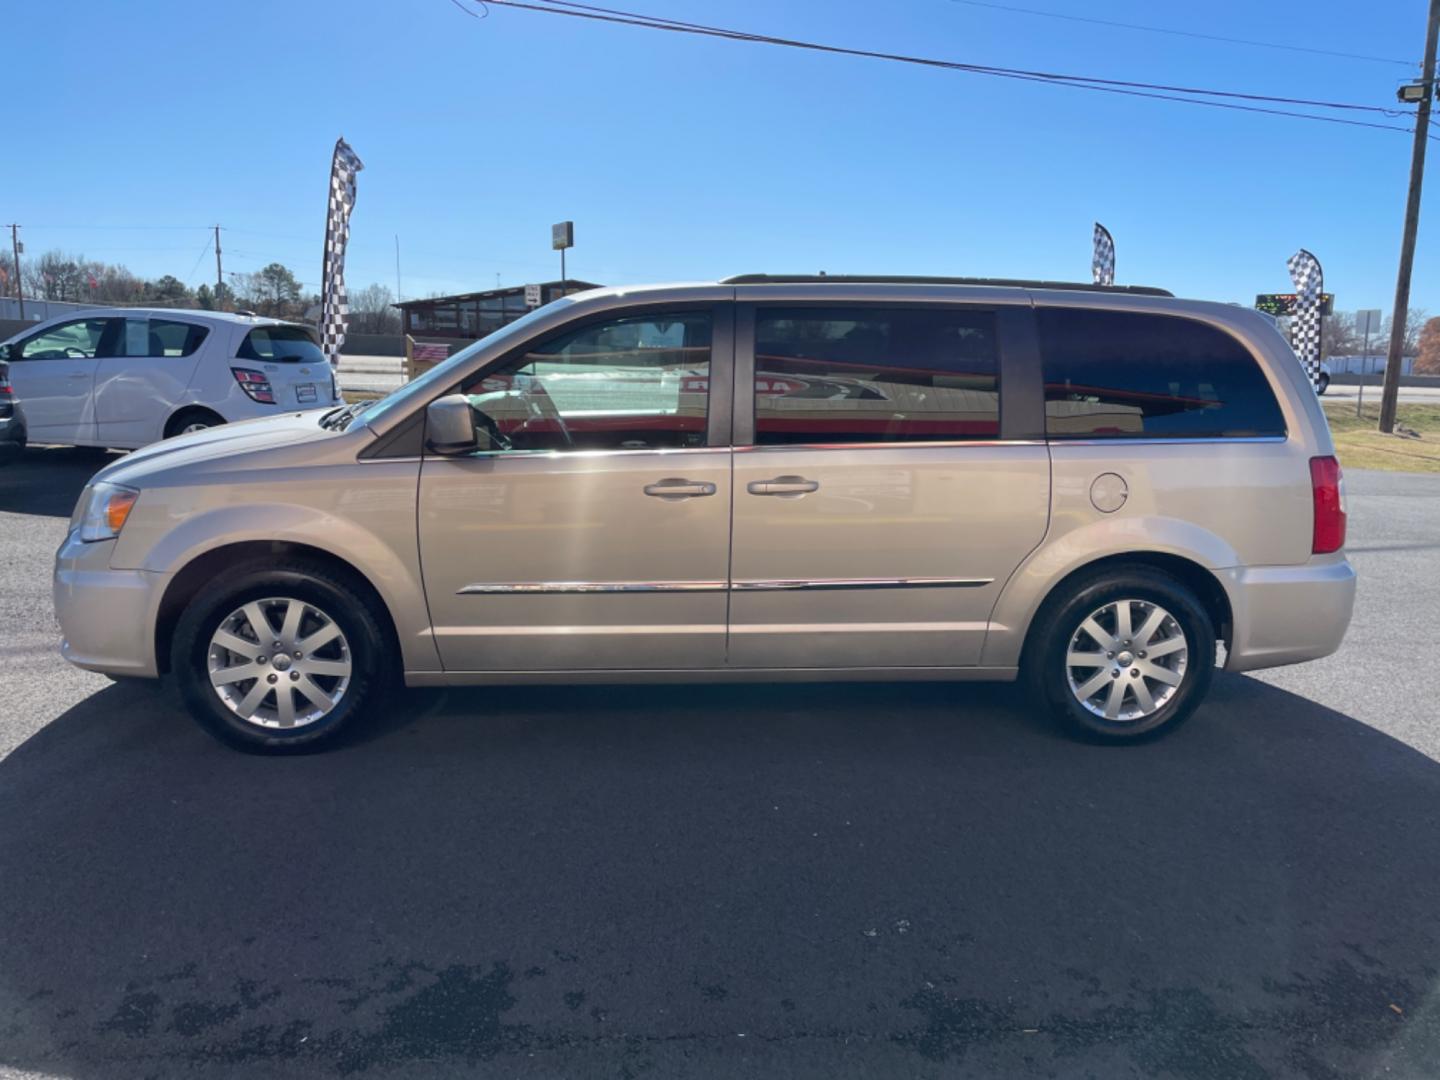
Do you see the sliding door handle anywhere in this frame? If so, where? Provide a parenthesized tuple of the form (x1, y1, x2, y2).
(643, 478, 717, 499)
(747, 475, 820, 497)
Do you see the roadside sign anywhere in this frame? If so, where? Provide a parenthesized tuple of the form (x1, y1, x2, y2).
(1356, 309, 1382, 335)
(524, 283, 542, 308)
(551, 221, 574, 250)
(1256, 293, 1335, 317)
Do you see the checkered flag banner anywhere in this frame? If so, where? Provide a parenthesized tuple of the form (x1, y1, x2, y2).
(1286, 248, 1324, 393)
(1092, 222, 1116, 287)
(320, 138, 365, 366)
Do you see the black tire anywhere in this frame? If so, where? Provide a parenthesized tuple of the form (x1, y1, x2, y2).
(1026, 567, 1216, 743)
(164, 407, 225, 439)
(171, 560, 393, 753)
(1316, 374, 1330, 395)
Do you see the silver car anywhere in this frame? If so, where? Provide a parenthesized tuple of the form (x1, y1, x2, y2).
(53, 276, 1356, 752)
(0, 309, 341, 449)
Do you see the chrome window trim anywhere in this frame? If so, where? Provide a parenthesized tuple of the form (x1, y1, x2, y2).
(446, 445, 727, 462)
(1047, 435, 1289, 447)
(733, 440, 1045, 452)
(458, 577, 993, 596)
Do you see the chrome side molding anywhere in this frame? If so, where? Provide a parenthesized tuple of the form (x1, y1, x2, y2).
(458, 581, 728, 595)
(733, 577, 994, 591)
(458, 577, 993, 595)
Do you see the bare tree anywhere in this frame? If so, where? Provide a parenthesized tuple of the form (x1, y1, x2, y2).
(348, 283, 401, 334)
(1382, 307, 1428, 356)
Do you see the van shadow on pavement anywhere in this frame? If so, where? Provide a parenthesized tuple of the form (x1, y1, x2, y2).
(0, 674, 1437, 1078)
(0, 447, 121, 518)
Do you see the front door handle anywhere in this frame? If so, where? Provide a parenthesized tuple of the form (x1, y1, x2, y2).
(643, 477, 717, 500)
(747, 475, 820, 497)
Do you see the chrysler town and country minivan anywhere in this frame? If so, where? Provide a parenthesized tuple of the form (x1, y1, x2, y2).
(54, 277, 1356, 751)
(0, 309, 340, 450)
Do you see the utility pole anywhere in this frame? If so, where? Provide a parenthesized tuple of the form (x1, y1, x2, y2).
(1379, 0, 1440, 433)
(394, 234, 403, 302)
(8, 224, 23, 320)
(213, 225, 224, 310)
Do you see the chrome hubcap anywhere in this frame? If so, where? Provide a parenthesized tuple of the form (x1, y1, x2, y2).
(1065, 598, 1189, 722)
(181, 422, 210, 434)
(207, 597, 351, 729)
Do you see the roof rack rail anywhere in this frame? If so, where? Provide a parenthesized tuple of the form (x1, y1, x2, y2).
(720, 274, 1174, 297)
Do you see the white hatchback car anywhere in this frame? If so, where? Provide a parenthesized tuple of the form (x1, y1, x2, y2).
(0, 308, 341, 450)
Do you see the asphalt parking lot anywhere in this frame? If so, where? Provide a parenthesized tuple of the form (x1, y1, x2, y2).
(1, 450, 1439, 1079)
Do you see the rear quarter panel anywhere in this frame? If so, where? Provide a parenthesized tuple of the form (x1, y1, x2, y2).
(981, 295, 1332, 668)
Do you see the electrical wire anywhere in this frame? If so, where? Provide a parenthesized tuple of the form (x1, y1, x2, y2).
(466, 0, 1417, 137)
(943, 0, 1418, 70)
(517, 0, 1403, 117)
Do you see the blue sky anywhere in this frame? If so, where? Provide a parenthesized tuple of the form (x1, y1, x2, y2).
(6, 0, 1435, 313)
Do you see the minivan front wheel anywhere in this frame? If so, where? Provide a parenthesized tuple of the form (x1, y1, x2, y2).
(1030, 568, 1216, 742)
(172, 562, 391, 752)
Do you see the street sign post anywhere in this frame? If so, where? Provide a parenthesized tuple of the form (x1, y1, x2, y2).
(1355, 308, 1383, 416)
(524, 283, 542, 308)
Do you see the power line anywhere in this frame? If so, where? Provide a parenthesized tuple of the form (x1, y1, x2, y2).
(944, 0, 1419, 70)
(472, 0, 1415, 135)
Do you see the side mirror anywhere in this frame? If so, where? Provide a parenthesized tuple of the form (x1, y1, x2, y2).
(0, 344, 10, 361)
(426, 394, 480, 455)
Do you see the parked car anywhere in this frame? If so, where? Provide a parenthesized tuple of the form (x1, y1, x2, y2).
(0, 309, 340, 450)
(53, 276, 1355, 752)
(0, 360, 24, 458)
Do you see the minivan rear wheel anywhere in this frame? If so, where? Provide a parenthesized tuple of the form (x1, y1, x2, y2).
(172, 561, 391, 752)
(1028, 567, 1216, 742)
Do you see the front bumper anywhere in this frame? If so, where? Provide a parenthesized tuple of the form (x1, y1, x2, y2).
(54, 530, 168, 678)
(1220, 557, 1357, 673)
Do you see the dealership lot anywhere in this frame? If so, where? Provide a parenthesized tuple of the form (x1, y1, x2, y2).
(1, 450, 1439, 1077)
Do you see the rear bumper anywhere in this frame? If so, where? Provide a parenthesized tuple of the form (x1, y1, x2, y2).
(1219, 557, 1356, 673)
(53, 531, 167, 678)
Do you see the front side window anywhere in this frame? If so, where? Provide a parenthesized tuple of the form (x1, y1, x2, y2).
(237, 326, 326, 364)
(753, 307, 1000, 444)
(1039, 308, 1286, 439)
(18, 319, 115, 360)
(459, 311, 712, 452)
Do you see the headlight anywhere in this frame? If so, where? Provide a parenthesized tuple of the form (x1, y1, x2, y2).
(76, 482, 140, 542)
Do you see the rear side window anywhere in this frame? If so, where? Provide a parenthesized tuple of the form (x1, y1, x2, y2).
(149, 319, 208, 357)
(121, 318, 209, 358)
(238, 326, 326, 363)
(753, 307, 1000, 444)
(1039, 308, 1285, 439)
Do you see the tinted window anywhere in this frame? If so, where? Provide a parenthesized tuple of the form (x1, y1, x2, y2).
(148, 319, 208, 357)
(460, 311, 711, 452)
(1039, 308, 1286, 439)
(753, 307, 999, 444)
(18, 319, 115, 360)
(238, 326, 326, 363)
(120, 318, 209, 358)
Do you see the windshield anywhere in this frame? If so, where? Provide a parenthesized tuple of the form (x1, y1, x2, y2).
(354, 300, 575, 427)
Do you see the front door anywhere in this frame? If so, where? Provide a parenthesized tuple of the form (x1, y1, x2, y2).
(8, 317, 118, 443)
(728, 302, 1051, 669)
(418, 305, 733, 672)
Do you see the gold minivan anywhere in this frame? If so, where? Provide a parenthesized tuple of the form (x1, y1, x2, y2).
(54, 277, 1356, 751)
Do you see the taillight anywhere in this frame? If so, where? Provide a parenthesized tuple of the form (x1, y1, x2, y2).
(0, 367, 11, 396)
(231, 367, 276, 404)
(1309, 455, 1346, 554)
